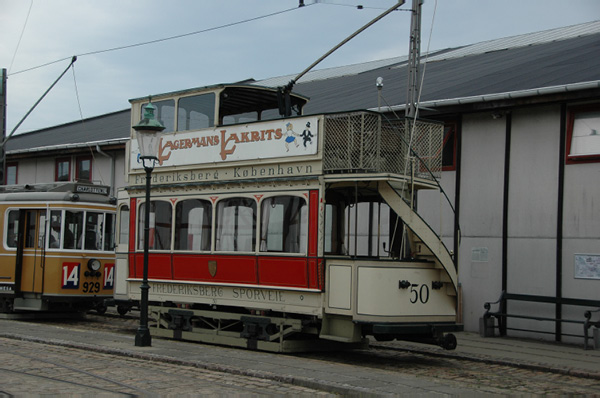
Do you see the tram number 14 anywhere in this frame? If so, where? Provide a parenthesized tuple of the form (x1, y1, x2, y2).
(410, 284, 430, 304)
(62, 263, 80, 289)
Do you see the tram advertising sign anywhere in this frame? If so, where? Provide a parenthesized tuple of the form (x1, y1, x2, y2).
(130, 116, 319, 170)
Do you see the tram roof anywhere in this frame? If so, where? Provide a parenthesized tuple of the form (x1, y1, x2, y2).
(0, 182, 115, 204)
(129, 83, 310, 116)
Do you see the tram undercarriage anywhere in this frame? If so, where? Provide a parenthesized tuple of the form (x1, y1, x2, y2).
(148, 302, 458, 353)
(149, 304, 368, 352)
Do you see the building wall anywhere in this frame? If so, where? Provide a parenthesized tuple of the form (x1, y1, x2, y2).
(11, 148, 124, 197)
(418, 103, 600, 341)
(504, 106, 561, 336)
(455, 112, 507, 332)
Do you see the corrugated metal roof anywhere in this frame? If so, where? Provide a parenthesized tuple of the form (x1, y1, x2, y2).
(5, 110, 130, 153)
(255, 56, 408, 87)
(293, 31, 600, 115)
(6, 21, 600, 155)
(426, 20, 600, 62)
(256, 20, 600, 86)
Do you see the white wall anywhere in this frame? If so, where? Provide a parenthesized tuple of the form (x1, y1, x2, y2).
(13, 147, 122, 197)
(456, 112, 507, 331)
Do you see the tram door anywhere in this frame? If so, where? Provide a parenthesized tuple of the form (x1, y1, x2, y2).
(17, 209, 47, 294)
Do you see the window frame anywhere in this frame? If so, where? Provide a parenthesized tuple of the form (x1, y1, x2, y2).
(442, 121, 457, 171)
(5, 162, 18, 185)
(55, 157, 71, 182)
(75, 155, 92, 181)
(566, 104, 600, 164)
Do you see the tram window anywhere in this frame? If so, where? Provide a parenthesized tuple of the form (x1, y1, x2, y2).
(142, 100, 175, 133)
(222, 111, 257, 126)
(6, 210, 19, 248)
(325, 189, 398, 257)
(64, 211, 83, 250)
(24, 211, 36, 248)
(38, 212, 47, 248)
(104, 213, 116, 251)
(118, 205, 129, 245)
(344, 202, 392, 257)
(84, 212, 103, 251)
(324, 204, 340, 254)
(49, 211, 63, 249)
(260, 196, 307, 254)
(215, 198, 256, 252)
(138, 201, 172, 250)
(174, 199, 212, 251)
(177, 93, 215, 131)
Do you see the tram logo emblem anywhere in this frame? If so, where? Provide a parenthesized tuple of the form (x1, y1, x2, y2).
(208, 260, 217, 278)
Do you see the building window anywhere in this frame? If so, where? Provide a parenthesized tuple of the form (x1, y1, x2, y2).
(55, 158, 71, 182)
(5, 162, 17, 185)
(442, 122, 457, 171)
(567, 105, 600, 164)
(76, 156, 92, 181)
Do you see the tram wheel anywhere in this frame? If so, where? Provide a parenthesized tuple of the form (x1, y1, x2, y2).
(0, 298, 13, 313)
(95, 303, 108, 315)
(117, 305, 130, 316)
(441, 333, 457, 350)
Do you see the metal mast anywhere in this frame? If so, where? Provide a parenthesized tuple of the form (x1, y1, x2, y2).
(405, 0, 422, 118)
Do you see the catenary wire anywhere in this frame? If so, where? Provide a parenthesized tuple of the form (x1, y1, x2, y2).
(8, 0, 34, 74)
(8, 5, 312, 77)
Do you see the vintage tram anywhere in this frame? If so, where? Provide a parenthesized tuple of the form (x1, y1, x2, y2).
(116, 83, 461, 351)
(0, 182, 116, 313)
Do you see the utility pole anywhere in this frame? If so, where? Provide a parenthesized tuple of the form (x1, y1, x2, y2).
(0, 69, 7, 185)
(405, 0, 422, 119)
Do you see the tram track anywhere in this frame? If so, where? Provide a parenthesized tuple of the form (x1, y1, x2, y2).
(12, 309, 600, 396)
(0, 338, 148, 396)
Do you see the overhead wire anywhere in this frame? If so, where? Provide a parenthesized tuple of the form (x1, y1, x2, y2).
(8, 4, 312, 77)
(8, 0, 34, 74)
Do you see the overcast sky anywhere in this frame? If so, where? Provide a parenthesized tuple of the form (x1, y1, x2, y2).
(1, 0, 599, 135)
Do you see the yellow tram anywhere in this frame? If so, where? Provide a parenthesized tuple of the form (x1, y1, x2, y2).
(0, 182, 116, 313)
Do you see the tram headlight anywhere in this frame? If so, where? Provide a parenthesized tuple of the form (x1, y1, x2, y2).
(87, 259, 101, 272)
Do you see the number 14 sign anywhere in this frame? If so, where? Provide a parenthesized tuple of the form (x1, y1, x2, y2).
(62, 262, 80, 289)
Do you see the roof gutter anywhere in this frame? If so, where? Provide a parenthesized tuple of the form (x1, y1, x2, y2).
(6, 138, 128, 156)
(371, 80, 600, 113)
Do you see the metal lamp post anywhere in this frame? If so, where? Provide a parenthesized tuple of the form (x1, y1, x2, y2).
(132, 100, 165, 347)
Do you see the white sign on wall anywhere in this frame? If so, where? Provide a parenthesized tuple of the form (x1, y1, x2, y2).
(574, 254, 600, 280)
(131, 116, 319, 170)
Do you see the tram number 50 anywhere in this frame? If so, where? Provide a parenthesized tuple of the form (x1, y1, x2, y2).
(410, 284, 429, 304)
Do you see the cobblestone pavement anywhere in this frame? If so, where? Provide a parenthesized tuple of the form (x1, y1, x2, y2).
(2, 311, 600, 396)
(302, 347, 600, 396)
(0, 337, 330, 396)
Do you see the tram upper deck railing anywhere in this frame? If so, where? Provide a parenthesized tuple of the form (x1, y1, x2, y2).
(322, 112, 443, 181)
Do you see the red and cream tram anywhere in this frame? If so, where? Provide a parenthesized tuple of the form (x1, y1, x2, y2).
(116, 84, 461, 351)
(0, 182, 116, 313)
